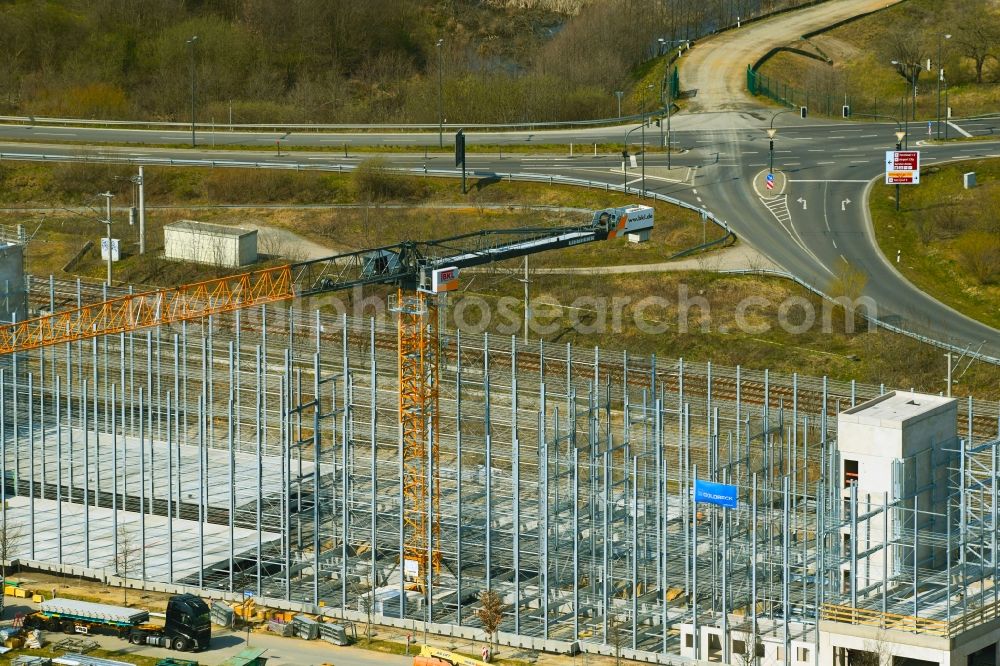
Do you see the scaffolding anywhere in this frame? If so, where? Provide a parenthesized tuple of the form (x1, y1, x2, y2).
(1, 276, 999, 663)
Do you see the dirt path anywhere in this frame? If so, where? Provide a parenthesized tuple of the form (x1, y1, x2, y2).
(680, 0, 904, 115)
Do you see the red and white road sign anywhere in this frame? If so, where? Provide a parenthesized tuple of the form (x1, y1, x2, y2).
(885, 151, 920, 185)
(765, 179, 774, 190)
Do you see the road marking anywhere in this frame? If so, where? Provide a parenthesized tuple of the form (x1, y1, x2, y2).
(832, 239, 838, 248)
(743, 151, 760, 154)
(796, 197, 807, 210)
(382, 138, 416, 142)
(840, 254, 848, 264)
(816, 161, 836, 165)
(320, 139, 352, 143)
(696, 196, 703, 202)
(749, 163, 766, 166)
(782, 162, 801, 166)
(35, 131, 77, 136)
(850, 160, 870, 163)
(842, 129, 862, 132)
(788, 179, 870, 183)
(829, 136, 845, 139)
(776, 150, 793, 153)
(841, 198, 851, 211)
(807, 149, 824, 152)
(861, 134, 878, 138)
(948, 121, 973, 137)
(692, 189, 698, 194)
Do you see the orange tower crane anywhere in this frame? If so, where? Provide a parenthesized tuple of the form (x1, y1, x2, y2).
(0, 205, 654, 593)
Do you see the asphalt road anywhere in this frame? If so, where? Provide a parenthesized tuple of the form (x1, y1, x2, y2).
(0, 1, 996, 359)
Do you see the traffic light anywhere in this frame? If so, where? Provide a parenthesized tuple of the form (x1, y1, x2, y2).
(655, 118, 661, 127)
(800, 106, 808, 119)
(622, 150, 629, 159)
(842, 105, 851, 118)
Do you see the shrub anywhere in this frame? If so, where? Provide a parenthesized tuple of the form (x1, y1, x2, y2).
(955, 231, 1000, 284)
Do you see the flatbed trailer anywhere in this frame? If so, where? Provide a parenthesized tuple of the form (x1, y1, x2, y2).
(26, 594, 211, 652)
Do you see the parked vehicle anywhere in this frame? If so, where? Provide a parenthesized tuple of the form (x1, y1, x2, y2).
(25, 593, 211, 652)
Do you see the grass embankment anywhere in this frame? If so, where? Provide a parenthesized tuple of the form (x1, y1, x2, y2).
(871, 159, 1000, 331)
(757, 0, 1000, 119)
(0, 160, 718, 286)
(1, 160, 994, 399)
(428, 270, 999, 399)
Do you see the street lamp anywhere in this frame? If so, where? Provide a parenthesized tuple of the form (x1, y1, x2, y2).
(98, 192, 114, 286)
(436, 39, 444, 148)
(623, 124, 644, 194)
(186, 36, 198, 148)
(614, 91, 624, 119)
(641, 84, 653, 196)
(891, 59, 919, 138)
(936, 33, 951, 140)
(766, 128, 776, 175)
(659, 38, 688, 167)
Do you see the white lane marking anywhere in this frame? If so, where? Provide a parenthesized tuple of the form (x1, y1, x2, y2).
(842, 129, 862, 132)
(816, 161, 836, 165)
(788, 179, 870, 183)
(948, 121, 973, 137)
(320, 139, 352, 143)
(832, 239, 838, 248)
(743, 151, 760, 154)
(807, 149, 824, 152)
(696, 196, 703, 202)
(829, 135, 845, 139)
(861, 134, 878, 138)
(850, 160, 871, 163)
(692, 189, 698, 194)
(749, 163, 767, 166)
(775, 150, 793, 153)
(840, 254, 848, 264)
(783, 162, 801, 166)
(381, 138, 416, 142)
(35, 131, 77, 136)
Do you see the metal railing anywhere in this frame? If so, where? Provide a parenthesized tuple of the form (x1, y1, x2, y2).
(0, 113, 655, 133)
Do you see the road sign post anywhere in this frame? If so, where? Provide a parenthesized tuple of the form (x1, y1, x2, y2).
(885, 150, 920, 211)
(765, 172, 775, 191)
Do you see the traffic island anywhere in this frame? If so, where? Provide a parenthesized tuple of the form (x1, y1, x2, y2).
(753, 168, 787, 198)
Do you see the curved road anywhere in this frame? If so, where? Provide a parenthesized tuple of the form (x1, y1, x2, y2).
(0, 1, 996, 358)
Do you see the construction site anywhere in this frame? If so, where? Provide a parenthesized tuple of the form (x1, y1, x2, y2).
(1, 220, 1000, 666)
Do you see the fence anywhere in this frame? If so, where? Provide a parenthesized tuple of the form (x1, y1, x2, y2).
(747, 66, 952, 125)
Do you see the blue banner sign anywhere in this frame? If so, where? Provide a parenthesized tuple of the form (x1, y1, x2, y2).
(694, 479, 738, 508)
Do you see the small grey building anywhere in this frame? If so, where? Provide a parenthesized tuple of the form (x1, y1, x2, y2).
(0, 242, 27, 323)
(164, 220, 258, 268)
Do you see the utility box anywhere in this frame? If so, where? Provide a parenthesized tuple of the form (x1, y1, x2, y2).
(164, 220, 258, 268)
(964, 171, 976, 189)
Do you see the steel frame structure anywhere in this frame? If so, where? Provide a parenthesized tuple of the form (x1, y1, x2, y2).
(2, 277, 1000, 663)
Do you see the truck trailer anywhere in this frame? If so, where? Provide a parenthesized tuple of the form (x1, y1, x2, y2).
(25, 593, 211, 652)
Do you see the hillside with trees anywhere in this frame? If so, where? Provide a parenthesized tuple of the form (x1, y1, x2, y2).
(1, 0, 821, 124)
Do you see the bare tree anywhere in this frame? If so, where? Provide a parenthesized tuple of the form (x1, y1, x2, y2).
(112, 524, 140, 606)
(608, 614, 627, 666)
(952, 0, 1000, 84)
(476, 589, 505, 657)
(734, 625, 764, 666)
(0, 518, 24, 617)
(358, 569, 376, 643)
(848, 630, 893, 666)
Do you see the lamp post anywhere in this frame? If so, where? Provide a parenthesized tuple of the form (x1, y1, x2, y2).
(98, 192, 114, 286)
(641, 84, 653, 196)
(936, 33, 951, 140)
(623, 124, 644, 194)
(436, 39, 444, 148)
(614, 91, 624, 119)
(766, 128, 776, 175)
(891, 59, 919, 139)
(186, 36, 198, 148)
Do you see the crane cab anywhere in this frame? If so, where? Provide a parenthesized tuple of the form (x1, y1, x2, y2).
(591, 205, 654, 242)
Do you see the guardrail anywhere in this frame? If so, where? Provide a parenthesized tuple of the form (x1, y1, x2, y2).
(0, 112, 657, 133)
(2, 150, 995, 366)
